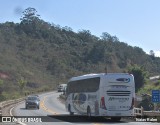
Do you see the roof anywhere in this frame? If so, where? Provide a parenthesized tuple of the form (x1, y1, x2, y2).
(69, 73, 131, 81)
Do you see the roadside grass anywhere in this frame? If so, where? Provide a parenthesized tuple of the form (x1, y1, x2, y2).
(0, 85, 55, 102)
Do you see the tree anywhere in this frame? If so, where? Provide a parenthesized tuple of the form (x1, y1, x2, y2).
(149, 50, 155, 59)
(0, 79, 3, 94)
(78, 30, 92, 43)
(138, 96, 154, 111)
(128, 65, 148, 92)
(101, 32, 119, 42)
(20, 7, 40, 24)
(20, 7, 43, 36)
(17, 77, 27, 94)
(101, 32, 112, 41)
(0, 79, 4, 101)
(150, 50, 155, 56)
(87, 42, 105, 63)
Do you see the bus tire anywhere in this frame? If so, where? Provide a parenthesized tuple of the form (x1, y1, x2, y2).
(87, 106, 91, 118)
(68, 105, 74, 115)
(111, 117, 121, 122)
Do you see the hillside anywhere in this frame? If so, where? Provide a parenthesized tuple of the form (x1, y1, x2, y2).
(0, 8, 160, 100)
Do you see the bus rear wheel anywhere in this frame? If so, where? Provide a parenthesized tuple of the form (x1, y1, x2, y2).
(68, 105, 74, 115)
(87, 106, 91, 118)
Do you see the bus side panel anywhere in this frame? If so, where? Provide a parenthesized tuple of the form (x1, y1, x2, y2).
(72, 93, 87, 114)
(66, 92, 99, 116)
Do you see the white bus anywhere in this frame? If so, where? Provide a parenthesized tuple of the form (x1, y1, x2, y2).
(65, 73, 135, 121)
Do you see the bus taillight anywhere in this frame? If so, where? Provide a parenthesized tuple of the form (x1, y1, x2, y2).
(100, 97, 107, 110)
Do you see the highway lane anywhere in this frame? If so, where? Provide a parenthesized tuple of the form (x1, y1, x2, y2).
(13, 91, 62, 116)
(10, 91, 159, 125)
(11, 91, 69, 125)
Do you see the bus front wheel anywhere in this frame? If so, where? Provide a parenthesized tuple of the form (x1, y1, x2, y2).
(68, 105, 74, 115)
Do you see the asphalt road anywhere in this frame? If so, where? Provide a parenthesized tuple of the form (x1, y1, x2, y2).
(8, 91, 159, 125)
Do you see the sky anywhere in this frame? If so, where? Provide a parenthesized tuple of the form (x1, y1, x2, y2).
(0, 0, 160, 57)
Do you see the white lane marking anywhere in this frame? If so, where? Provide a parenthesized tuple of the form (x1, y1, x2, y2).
(10, 106, 14, 116)
(10, 103, 27, 125)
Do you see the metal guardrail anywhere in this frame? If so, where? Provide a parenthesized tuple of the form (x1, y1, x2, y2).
(0, 97, 25, 116)
(143, 111, 160, 116)
(134, 107, 160, 116)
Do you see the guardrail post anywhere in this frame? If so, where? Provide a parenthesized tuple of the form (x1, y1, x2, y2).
(141, 106, 143, 116)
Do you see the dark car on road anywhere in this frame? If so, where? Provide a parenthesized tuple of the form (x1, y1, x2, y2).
(25, 95, 40, 109)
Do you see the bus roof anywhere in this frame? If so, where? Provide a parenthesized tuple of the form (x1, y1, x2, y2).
(69, 73, 132, 82)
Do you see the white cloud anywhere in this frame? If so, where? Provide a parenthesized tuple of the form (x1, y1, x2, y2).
(154, 51, 160, 57)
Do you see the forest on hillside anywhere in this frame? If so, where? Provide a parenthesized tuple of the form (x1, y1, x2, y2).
(0, 8, 160, 100)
